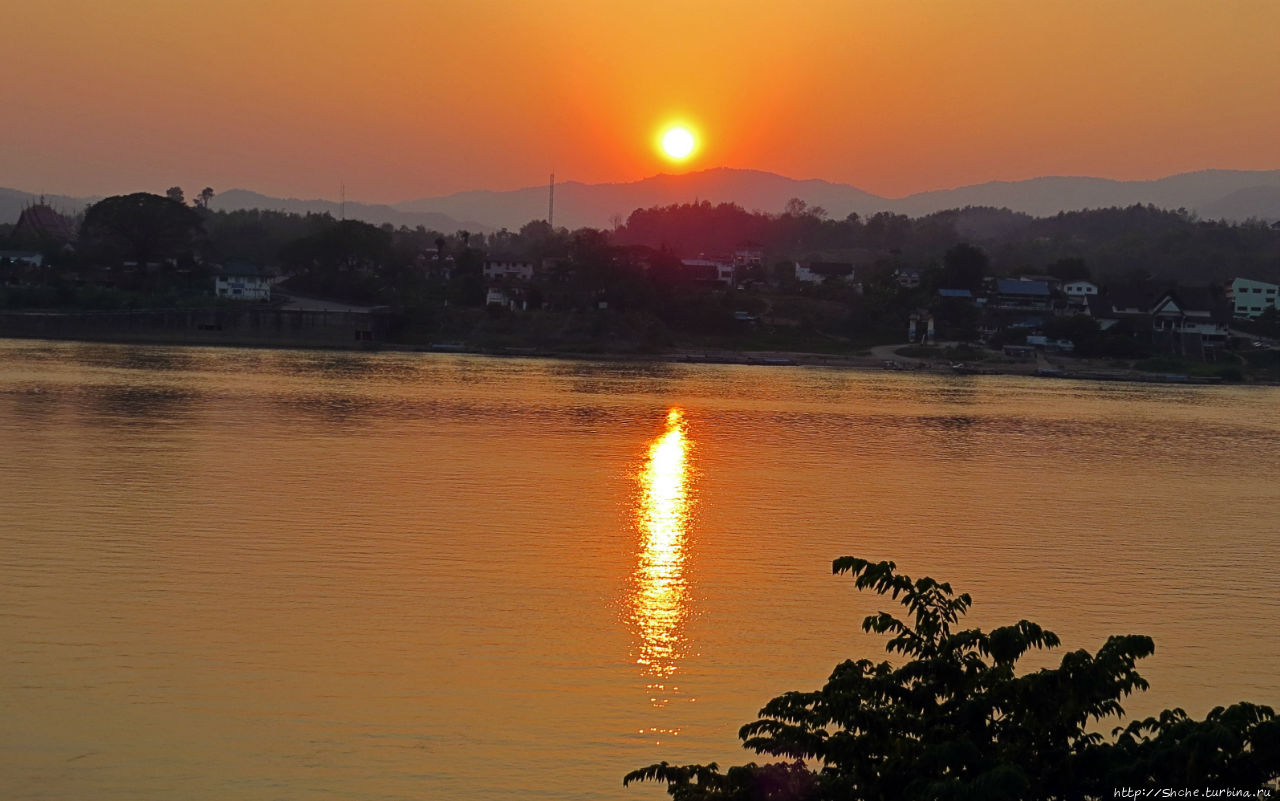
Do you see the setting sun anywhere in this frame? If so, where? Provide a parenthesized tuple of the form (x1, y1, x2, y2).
(660, 126, 696, 161)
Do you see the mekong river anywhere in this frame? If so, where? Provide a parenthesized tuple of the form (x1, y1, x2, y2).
(1, 339, 1276, 800)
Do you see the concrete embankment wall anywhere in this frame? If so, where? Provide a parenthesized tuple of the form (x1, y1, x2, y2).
(0, 308, 392, 348)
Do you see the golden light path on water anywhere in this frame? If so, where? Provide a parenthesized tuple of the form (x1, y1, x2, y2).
(629, 408, 693, 722)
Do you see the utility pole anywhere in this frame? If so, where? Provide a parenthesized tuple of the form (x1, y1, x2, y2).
(548, 172, 554, 229)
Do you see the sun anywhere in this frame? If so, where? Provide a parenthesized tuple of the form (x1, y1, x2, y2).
(660, 126, 697, 161)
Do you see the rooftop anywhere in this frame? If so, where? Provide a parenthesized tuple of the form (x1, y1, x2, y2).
(996, 278, 1050, 296)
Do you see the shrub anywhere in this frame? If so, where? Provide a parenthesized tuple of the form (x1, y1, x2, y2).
(626, 558, 1279, 800)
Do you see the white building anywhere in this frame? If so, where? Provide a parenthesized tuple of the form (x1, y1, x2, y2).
(215, 262, 272, 301)
(1063, 280, 1098, 297)
(1227, 277, 1279, 319)
(1150, 289, 1230, 341)
(680, 258, 735, 286)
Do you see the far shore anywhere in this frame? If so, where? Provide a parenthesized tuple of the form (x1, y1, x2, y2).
(4, 329, 1272, 387)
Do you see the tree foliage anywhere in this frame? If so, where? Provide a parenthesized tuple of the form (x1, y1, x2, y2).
(278, 217, 394, 304)
(612, 202, 1280, 285)
(80, 192, 205, 271)
(625, 558, 1279, 800)
(940, 243, 989, 290)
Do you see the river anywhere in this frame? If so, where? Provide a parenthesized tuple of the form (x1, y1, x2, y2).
(1, 339, 1277, 800)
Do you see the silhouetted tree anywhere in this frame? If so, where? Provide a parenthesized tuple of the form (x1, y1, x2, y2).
(81, 193, 204, 272)
(278, 218, 392, 303)
(941, 242, 989, 290)
(861, 212, 913, 251)
(1043, 315, 1103, 354)
(1047, 257, 1091, 283)
(626, 558, 1279, 800)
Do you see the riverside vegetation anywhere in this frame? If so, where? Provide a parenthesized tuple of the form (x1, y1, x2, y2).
(625, 558, 1280, 800)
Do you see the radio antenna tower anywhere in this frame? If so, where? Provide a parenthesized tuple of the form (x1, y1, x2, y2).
(548, 171, 555, 229)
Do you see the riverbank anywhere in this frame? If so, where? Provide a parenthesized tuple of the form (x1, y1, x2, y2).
(0, 307, 392, 349)
(350, 341, 1277, 386)
(2, 315, 1274, 386)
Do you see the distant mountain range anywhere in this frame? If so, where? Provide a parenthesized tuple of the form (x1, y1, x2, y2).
(194, 168, 1280, 230)
(399, 168, 1280, 230)
(207, 190, 493, 236)
(5, 168, 1280, 234)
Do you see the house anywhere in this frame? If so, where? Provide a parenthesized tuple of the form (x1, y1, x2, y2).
(1063, 280, 1098, 312)
(1150, 287, 1231, 358)
(1086, 285, 1159, 330)
(1227, 277, 1279, 319)
(937, 288, 973, 300)
(1064, 280, 1099, 298)
(1019, 274, 1064, 292)
(795, 261, 856, 285)
(1087, 285, 1156, 331)
(680, 258, 735, 286)
(483, 259, 535, 281)
(990, 279, 1052, 311)
(215, 261, 273, 300)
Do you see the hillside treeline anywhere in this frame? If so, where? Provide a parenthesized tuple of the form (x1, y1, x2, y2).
(6, 196, 1279, 288)
(615, 201, 1280, 285)
(4, 194, 1279, 354)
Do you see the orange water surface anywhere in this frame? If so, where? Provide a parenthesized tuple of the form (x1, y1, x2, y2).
(1, 340, 1277, 800)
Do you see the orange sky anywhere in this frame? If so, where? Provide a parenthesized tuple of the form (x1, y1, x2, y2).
(5, 0, 1278, 202)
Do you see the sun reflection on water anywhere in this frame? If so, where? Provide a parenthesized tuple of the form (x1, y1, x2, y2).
(628, 408, 694, 708)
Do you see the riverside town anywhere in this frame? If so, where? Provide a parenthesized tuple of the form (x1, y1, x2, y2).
(2, 192, 1279, 384)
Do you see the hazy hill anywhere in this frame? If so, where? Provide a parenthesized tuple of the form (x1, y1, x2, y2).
(208, 189, 487, 234)
(391, 168, 1280, 231)
(1198, 185, 1280, 222)
(393, 168, 885, 232)
(6, 168, 1280, 233)
(893, 170, 1280, 219)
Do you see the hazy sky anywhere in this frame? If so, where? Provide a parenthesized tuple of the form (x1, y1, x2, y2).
(6, 0, 1278, 202)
